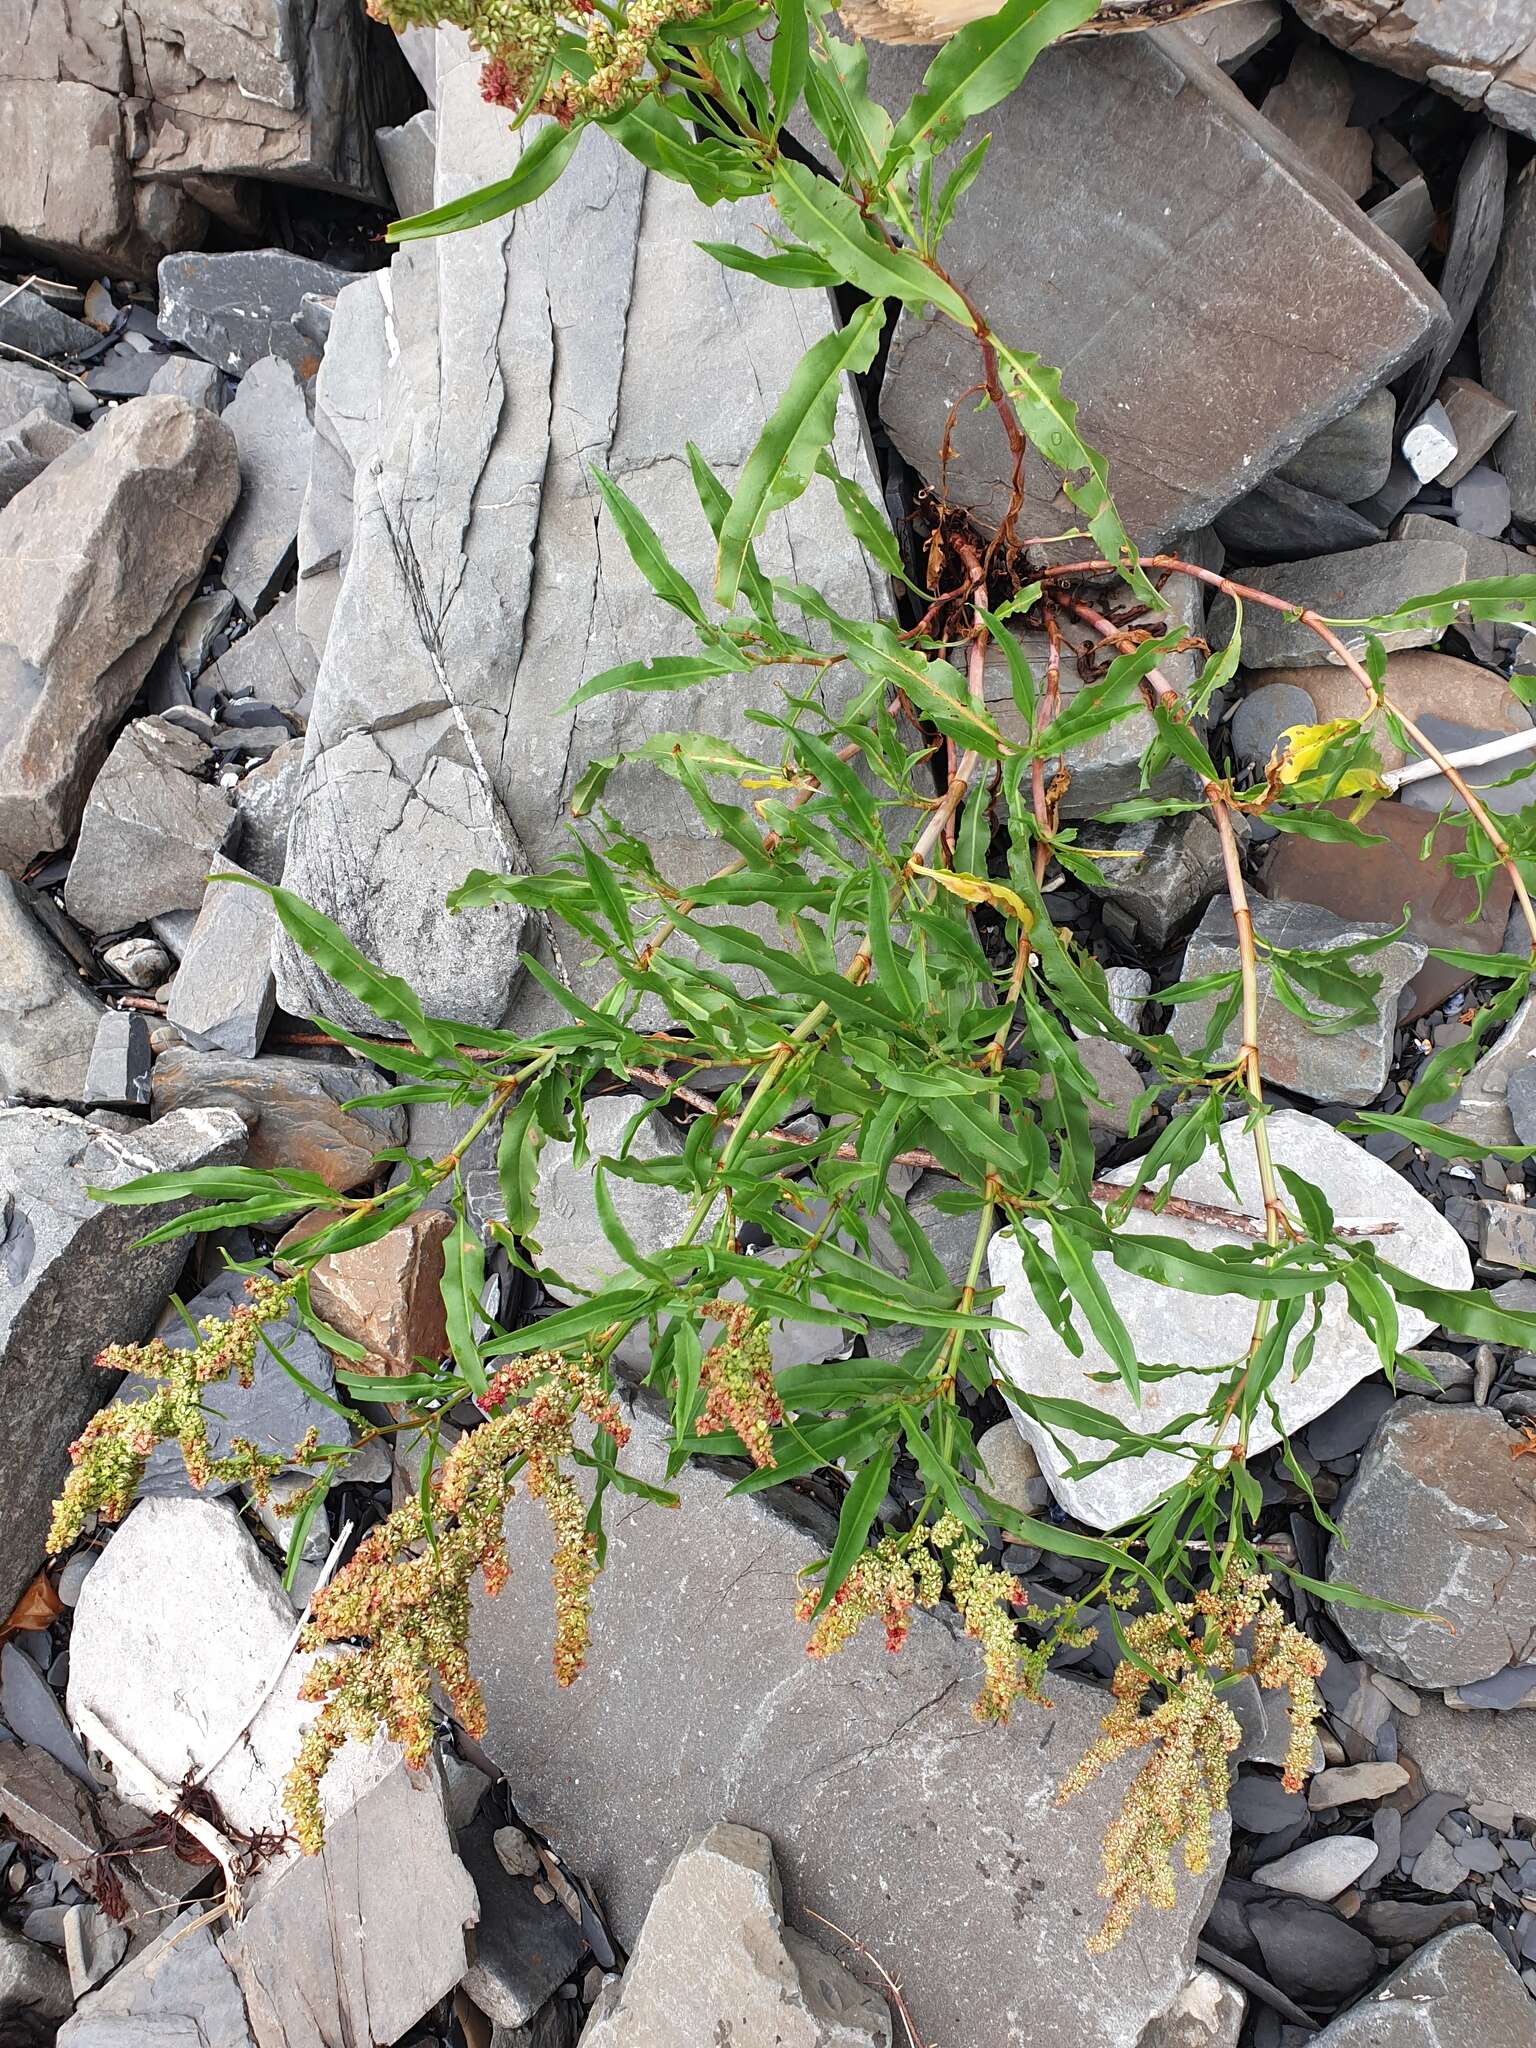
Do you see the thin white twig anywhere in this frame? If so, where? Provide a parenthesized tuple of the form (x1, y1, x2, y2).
(191, 1516, 353, 1791)
(1384, 722, 1536, 791)
(71, 1703, 245, 1922)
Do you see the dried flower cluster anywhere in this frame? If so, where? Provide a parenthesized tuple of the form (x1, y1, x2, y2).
(285, 1351, 626, 1853)
(798, 1512, 1050, 1720)
(47, 1277, 305, 1555)
(696, 1301, 783, 1467)
(367, 0, 709, 128)
(1056, 1571, 1326, 1952)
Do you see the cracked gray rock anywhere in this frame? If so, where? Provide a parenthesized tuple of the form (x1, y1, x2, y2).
(274, 29, 886, 1035)
(0, 878, 105, 1106)
(1327, 1399, 1536, 1689)
(873, 29, 1443, 553)
(0, 1103, 247, 1612)
(0, 396, 239, 874)
(220, 357, 314, 622)
(579, 1824, 891, 2047)
(472, 1398, 1225, 2048)
(1308, 1925, 1536, 2047)
(158, 250, 355, 379)
(64, 714, 238, 937)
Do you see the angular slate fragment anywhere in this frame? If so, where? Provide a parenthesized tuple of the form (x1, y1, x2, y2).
(220, 358, 314, 623)
(82, 1010, 153, 1111)
(876, 30, 1442, 551)
(157, 251, 354, 380)
(164, 866, 277, 1059)
(0, 1105, 247, 1611)
(0, 877, 105, 1105)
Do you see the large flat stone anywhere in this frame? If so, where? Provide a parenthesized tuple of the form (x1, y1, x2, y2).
(158, 250, 354, 380)
(64, 715, 237, 936)
(68, 1496, 395, 1847)
(0, 1105, 247, 1611)
(274, 31, 886, 1035)
(58, 1906, 254, 2048)
(1398, 1698, 1536, 1814)
(219, 356, 314, 622)
(0, 396, 238, 874)
(149, 1047, 405, 1190)
(1205, 536, 1475, 668)
(875, 30, 1443, 552)
(579, 1823, 891, 2047)
(293, 270, 391, 655)
(1170, 895, 1425, 1106)
(472, 1399, 1225, 2048)
(988, 1109, 1470, 1527)
(0, 878, 105, 1105)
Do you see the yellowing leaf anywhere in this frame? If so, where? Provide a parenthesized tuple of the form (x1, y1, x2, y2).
(1274, 719, 1358, 781)
(913, 864, 1035, 928)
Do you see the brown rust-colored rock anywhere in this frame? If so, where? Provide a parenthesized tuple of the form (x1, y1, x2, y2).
(150, 1048, 405, 1192)
(283, 1209, 452, 1372)
(1263, 799, 1513, 1020)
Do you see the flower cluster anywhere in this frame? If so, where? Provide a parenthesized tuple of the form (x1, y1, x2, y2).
(798, 1512, 1048, 1721)
(1056, 1570, 1325, 1951)
(696, 1301, 783, 1468)
(367, 0, 710, 129)
(47, 1277, 302, 1555)
(285, 1351, 626, 1853)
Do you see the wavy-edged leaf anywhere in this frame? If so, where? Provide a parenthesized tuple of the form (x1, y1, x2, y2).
(883, 0, 1099, 167)
(441, 1198, 489, 1395)
(567, 649, 741, 705)
(771, 161, 969, 322)
(387, 121, 585, 242)
(698, 240, 840, 288)
(591, 466, 705, 623)
(715, 299, 885, 607)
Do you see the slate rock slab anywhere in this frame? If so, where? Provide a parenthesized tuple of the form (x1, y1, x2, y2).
(220, 357, 314, 623)
(164, 865, 277, 1059)
(1398, 1698, 1536, 1814)
(0, 1920, 73, 2026)
(875, 29, 1442, 552)
(1326, 1400, 1536, 1689)
(1264, 797, 1513, 1020)
(472, 1399, 1225, 2048)
(456, 1804, 587, 2028)
(218, 1763, 475, 2048)
(0, 286, 96, 363)
(579, 1823, 890, 2047)
(117, 1268, 342, 1497)
(1205, 536, 1473, 668)
(1170, 895, 1425, 1106)
(64, 714, 237, 936)
(1278, 387, 1396, 503)
(1481, 159, 1536, 528)
(275, 33, 886, 1035)
(0, 877, 105, 1105)
(1307, 1925, 1536, 2046)
(293, 271, 391, 654)
(158, 251, 354, 379)
(127, 0, 417, 204)
(206, 597, 318, 724)
(0, 1105, 246, 1611)
(57, 1905, 254, 2048)
(0, 396, 239, 874)
(68, 1496, 395, 1847)
(0, 408, 82, 510)
(988, 1110, 1469, 1527)
(150, 1047, 405, 1190)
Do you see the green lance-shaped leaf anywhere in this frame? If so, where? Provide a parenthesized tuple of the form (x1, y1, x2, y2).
(697, 241, 841, 288)
(715, 298, 886, 608)
(567, 648, 743, 706)
(992, 342, 1145, 593)
(215, 875, 467, 1066)
(771, 162, 971, 323)
(387, 121, 586, 243)
(810, 1433, 897, 1618)
(1333, 574, 1536, 638)
(883, 0, 1100, 169)
(769, 0, 809, 124)
(441, 1194, 489, 1396)
(589, 467, 706, 623)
